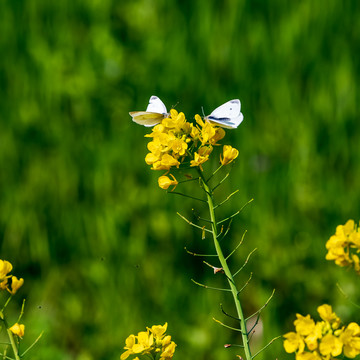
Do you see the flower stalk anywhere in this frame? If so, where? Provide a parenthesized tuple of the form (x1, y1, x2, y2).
(199, 170, 253, 360)
(0, 308, 21, 360)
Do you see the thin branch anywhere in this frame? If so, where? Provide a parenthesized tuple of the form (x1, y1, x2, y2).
(217, 199, 254, 225)
(17, 299, 26, 323)
(191, 209, 213, 223)
(214, 189, 240, 209)
(201, 226, 206, 240)
(252, 336, 282, 358)
(246, 289, 276, 321)
(213, 317, 243, 333)
(224, 344, 244, 348)
(169, 191, 207, 203)
(225, 230, 247, 260)
(220, 304, 240, 321)
(247, 313, 261, 335)
(206, 164, 224, 182)
(0, 352, 13, 360)
(203, 261, 222, 271)
(212, 172, 230, 191)
(184, 247, 217, 257)
(1, 296, 12, 313)
(232, 248, 257, 277)
(177, 213, 212, 233)
(177, 177, 200, 184)
(248, 328, 256, 342)
(20, 332, 44, 357)
(237, 272, 253, 295)
(218, 219, 233, 240)
(336, 283, 360, 309)
(191, 279, 231, 292)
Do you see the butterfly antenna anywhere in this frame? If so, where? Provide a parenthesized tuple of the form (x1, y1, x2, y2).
(172, 101, 179, 109)
(201, 106, 205, 117)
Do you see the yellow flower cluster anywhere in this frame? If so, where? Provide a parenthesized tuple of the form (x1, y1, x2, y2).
(325, 220, 360, 274)
(284, 304, 360, 359)
(0, 259, 24, 295)
(120, 323, 176, 360)
(144, 110, 239, 189)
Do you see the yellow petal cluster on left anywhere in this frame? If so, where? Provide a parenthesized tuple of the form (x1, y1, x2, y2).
(0, 259, 24, 295)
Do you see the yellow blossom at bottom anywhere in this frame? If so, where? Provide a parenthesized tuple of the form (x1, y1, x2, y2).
(9, 323, 25, 338)
(284, 304, 360, 360)
(121, 323, 176, 360)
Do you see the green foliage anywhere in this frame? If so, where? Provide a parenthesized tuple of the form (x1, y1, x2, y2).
(0, 0, 359, 359)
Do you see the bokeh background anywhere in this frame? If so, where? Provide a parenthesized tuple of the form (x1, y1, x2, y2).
(1, 1, 359, 359)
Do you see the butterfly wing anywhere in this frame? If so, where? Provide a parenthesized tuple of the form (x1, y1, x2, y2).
(129, 111, 165, 127)
(206, 99, 243, 129)
(146, 95, 167, 114)
(130, 96, 168, 127)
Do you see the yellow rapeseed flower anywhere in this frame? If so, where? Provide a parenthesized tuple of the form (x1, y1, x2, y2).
(9, 323, 25, 338)
(145, 152, 160, 165)
(294, 314, 316, 337)
(0, 259, 13, 281)
(340, 322, 360, 358)
(169, 138, 188, 156)
(317, 304, 340, 329)
(158, 175, 178, 190)
(9, 276, 24, 295)
(220, 145, 239, 165)
(199, 122, 216, 145)
(283, 331, 305, 353)
(190, 152, 209, 170)
(149, 323, 168, 339)
(160, 341, 176, 360)
(319, 333, 343, 357)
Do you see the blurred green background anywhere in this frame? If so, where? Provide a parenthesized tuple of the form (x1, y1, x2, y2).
(1, 1, 359, 359)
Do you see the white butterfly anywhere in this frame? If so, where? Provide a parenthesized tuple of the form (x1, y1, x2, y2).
(129, 96, 169, 127)
(205, 99, 244, 129)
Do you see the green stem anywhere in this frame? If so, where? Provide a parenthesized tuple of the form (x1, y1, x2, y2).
(198, 170, 252, 360)
(0, 309, 21, 360)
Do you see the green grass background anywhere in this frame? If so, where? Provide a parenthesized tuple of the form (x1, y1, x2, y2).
(0, 1, 359, 359)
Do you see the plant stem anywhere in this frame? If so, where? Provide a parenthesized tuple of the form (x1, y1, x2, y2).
(0, 309, 21, 360)
(199, 171, 252, 360)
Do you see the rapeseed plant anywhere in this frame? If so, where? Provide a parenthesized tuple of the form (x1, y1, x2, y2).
(284, 220, 360, 360)
(128, 96, 278, 360)
(0, 259, 42, 359)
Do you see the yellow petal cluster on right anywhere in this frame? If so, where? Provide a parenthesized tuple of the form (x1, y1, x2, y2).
(284, 304, 360, 359)
(325, 220, 360, 274)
